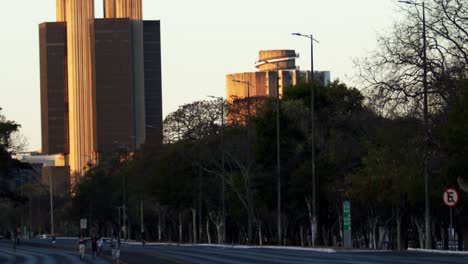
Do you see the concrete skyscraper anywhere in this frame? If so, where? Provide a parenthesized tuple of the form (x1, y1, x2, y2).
(40, 0, 163, 190)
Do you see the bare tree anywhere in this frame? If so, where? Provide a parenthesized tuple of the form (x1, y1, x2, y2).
(357, 0, 467, 116)
(163, 100, 222, 143)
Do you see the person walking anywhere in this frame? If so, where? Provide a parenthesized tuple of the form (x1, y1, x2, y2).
(111, 235, 121, 264)
(78, 235, 86, 260)
(12, 230, 17, 252)
(91, 235, 98, 261)
(15, 227, 21, 246)
(97, 237, 104, 256)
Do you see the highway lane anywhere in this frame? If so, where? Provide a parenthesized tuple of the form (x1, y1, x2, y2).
(135, 245, 468, 264)
(0, 241, 111, 264)
(19, 238, 468, 264)
(144, 246, 468, 264)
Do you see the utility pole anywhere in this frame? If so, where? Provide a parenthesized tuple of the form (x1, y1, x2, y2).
(208, 95, 226, 243)
(398, 0, 430, 249)
(221, 98, 225, 243)
(421, 1, 431, 250)
(49, 170, 54, 237)
(292, 32, 319, 246)
(275, 62, 282, 246)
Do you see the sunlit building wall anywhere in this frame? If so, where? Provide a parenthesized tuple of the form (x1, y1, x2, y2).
(65, 0, 97, 185)
(115, 0, 142, 19)
(56, 0, 66, 22)
(226, 50, 330, 102)
(104, 0, 116, 18)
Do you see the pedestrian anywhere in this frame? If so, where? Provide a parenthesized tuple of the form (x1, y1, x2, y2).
(16, 227, 21, 246)
(91, 235, 98, 261)
(12, 230, 17, 251)
(78, 235, 86, 260)
(97, 237, 104, 256)
(111, 235, 121, 264)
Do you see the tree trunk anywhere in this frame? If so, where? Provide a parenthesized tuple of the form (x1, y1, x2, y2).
(158, 213, 162, 241)
(413, 217, 424, 249)
(179, 212, 183, 243)
(216, 223, 222, 244)
(247, 206, 253, 245)
(206, 218, 211, 244)
(259, 224, 263, 246)
(462, 225, 468, 251)
(397, 216, 402, 251)
(305, 197, 314, 247)
(191, 208, 197, 244)
(300, 225, 304, 247)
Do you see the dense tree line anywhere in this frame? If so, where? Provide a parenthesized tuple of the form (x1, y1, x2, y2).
(0, 0, 466, 250)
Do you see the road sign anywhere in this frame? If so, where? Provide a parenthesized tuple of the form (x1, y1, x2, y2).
(80, 219, 87, 230)
(443, 188, 459, 208)
(343, 200, 352, 248)
(343, 201, 351, 231)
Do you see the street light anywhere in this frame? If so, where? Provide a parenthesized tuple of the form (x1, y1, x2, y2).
(232, 79, 254, 163)
(292, 32, 319, 247)
(398, 0, 430, 249)
(232, 79, 253, 125)
(256, 59, 282, 245)
(208, 95, 226, 243)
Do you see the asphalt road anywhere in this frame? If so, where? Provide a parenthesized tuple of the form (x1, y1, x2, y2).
(138, 245, 468, 264)
(0, 240, 110, 264)
(7, 238, 468, 264)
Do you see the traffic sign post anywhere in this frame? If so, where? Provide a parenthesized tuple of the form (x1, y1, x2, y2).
(443, 188, 459, 250)
(343, 200, 352, 248)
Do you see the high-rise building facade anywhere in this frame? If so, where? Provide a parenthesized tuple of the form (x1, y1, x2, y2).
(40, 0, 163, 190)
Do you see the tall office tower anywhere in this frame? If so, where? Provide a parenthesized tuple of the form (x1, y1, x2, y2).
(39, 22, 68, 155)
(56, 0, 66, 21)
(113, 0, 146, 148)
(143, 21, 163, 144)
(115, 0, 142, 19)
(65, 0, 97, 184)
(104, 0, 116, 18)
(94, 18, 136, 152)
(40, 0, 163, 191)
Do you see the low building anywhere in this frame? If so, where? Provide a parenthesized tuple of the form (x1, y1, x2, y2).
(226, 50, 330, 101)
(226, 50, 330, 123)
(14, 153, 70, 196)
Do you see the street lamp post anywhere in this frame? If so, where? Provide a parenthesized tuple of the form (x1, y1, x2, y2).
(232, 79, 253, 167)
(274, 61, 282, 246)
(49, 169, 54, 238)
(292, 32, 319, 247)
(232, 79, 252, 125)
(256, 59, 282, 245)
(116, 206, 123, 239)
(208, 95, 226, 243)
(398, 0, 430, 249)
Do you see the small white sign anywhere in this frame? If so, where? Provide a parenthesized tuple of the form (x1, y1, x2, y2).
(443, 188, 459, 208)
(80, 219, 87, 229)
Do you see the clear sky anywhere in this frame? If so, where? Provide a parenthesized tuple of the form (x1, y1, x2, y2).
(0, 0, 401, 152)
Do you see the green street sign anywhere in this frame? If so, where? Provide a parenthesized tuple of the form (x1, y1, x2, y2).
(343, 201, 351, 231)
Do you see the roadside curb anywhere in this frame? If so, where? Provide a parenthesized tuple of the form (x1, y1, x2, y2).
(122, 242, 337, 253)
(408, 248, 468, 255)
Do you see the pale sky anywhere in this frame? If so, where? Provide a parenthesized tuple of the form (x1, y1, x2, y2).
(0, 0, 401, 152)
